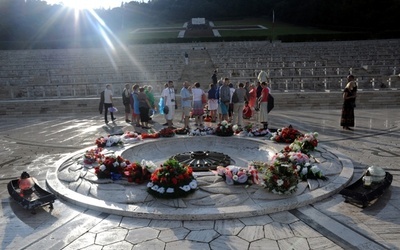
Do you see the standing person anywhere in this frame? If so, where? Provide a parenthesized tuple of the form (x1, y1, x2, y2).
(138, 87, 152, 129)
(207, 83, 218, 122)
(228, 83, 235, 122)
(232, 82, 248, 127)
(219, 78, 231, 122)
(211, 70, 218, 85)
(180, 81, 192, 129)
(184, 52, 189, 65)
(258, 82, 270, 129)
(162, 80, 176, 129)
(340, 75, 357, 130)
(159, 83, 169, 126)
(248, 83, 257, 110)
(122, 83, 131, 123)
(131, 84, 140, 127)
(192, 82, 205, 127)
(257, 70, 268, 83)
(145, 85, 155, 122)
(103, 84, 116, 124)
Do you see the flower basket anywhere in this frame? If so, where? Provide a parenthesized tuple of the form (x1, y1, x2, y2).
(147, 159, 197, 198)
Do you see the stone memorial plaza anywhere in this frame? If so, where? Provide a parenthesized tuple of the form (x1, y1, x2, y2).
(0, 40, 399, 249)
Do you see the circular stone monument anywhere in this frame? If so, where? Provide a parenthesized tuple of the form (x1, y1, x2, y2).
(46, 136, 353, 220)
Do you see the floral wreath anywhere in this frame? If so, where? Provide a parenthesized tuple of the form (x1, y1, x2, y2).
(216, 165, 254, 185)
(147, 159, 197, 198)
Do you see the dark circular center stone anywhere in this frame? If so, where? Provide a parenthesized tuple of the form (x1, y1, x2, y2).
(171, 151, 234, 171)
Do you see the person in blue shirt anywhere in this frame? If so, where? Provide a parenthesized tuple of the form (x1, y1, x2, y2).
(180, 81, 192, 129)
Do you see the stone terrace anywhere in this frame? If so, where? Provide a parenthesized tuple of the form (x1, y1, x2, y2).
(0, 40, 399, 116)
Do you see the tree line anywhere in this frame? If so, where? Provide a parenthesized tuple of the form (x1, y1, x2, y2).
(0, 0, 398, 44)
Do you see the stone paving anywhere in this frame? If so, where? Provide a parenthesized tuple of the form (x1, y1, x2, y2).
(0, 108, 399, 249)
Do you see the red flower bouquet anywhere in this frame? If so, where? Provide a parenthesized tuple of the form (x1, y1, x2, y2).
(141, 133, 160, 139)
(147, 159, 197, 198)
(94, 155, 130, 179)
(123, 162, 152, 184)
(271, 125, 303, 143)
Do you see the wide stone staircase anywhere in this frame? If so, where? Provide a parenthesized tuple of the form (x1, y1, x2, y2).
(0, 40, 399, 116)
(179, 49, 216, 86)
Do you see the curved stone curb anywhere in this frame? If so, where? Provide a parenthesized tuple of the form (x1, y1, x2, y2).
(46, 137, 353, 220)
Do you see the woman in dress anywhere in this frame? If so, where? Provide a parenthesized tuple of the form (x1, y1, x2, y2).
(340, 75, 357, 130)
(138, 87, 152, 129)
(248, 83, 257, 112)
(192, 82, 205, 126)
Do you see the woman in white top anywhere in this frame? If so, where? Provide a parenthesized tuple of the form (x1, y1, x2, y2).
(191, 82, 205, 126)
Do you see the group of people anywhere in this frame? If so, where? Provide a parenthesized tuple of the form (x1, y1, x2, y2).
(175, 75, 271, 129)
(102, 83, 156, 129)
(101, 70, 356, 132)
(101, 76, 271, 131)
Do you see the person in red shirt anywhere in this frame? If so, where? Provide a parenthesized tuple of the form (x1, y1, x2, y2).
(243, 101, 253, 119)
(258, 82, 269, 128)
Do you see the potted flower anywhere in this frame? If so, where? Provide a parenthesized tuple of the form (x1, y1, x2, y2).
(147, 159, 197, 198)
(215, 120, 234, 136)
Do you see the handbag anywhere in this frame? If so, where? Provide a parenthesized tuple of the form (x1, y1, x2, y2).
(163, 106, 169, 114)
(232, 91, 239, 103)
(108, 106, 118, 113)
(267, 94, 274, 113)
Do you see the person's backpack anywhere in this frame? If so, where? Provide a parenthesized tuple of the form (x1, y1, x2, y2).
(220, 86, 230, 103)
(232, 90, 239, 103)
